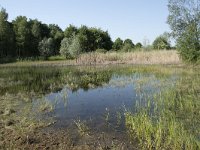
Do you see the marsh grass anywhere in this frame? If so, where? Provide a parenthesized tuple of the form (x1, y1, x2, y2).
(74, 119, 90, 136)
(0, 50, 181, 67)
(0, 64, 199, 149)
(125, 70, 200, 149)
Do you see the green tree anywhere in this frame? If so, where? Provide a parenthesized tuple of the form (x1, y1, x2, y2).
(112, 38, 123, 50)
(0, 8, 15, 57)
(60, 37, 72, 58)
(49, 24, 64, 55)
(122, 39, 135, 52)
(38, 38, 54, 59)
(121, 43, 134, 52)
(69, 35, 82, 59)
(135, 42, 142, 49)
(153, 35, 171, 50)
(29, 19, 43, 56)
(13, 16, 32, 57)
(64, 24, 78, 38)
(168, 0, 200, 62)
(124, 39, 134, 48)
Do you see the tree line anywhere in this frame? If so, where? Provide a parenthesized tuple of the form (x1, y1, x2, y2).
(0, 8, 173, 61)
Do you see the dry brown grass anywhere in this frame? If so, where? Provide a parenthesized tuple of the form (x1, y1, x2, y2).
(78, 50, 180, 65)
(0, 50, 181, 67)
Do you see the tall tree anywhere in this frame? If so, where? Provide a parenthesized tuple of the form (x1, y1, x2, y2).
(60, 37, 72, 58)
(153, 35, 171, 50)
(168, 0, 200, 62)
(13, 16, 31, 57)
(0, 8, 15, 57)
(64, 24, 78, 38)
(38, 37, 54, 59)
(49, 24, 64, 55)
(29, 19, 43, 56)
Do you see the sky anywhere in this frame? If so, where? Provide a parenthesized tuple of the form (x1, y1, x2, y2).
(0, 0, 170, 44)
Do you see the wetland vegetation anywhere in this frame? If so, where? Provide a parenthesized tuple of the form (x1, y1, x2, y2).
(0, 65, 199, 149)
(0, 0, 200, 149)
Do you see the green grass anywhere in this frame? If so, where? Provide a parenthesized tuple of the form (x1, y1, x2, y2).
(125, 69, 200, 149)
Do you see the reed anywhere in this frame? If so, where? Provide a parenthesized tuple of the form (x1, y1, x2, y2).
(125, 70, 200, 149)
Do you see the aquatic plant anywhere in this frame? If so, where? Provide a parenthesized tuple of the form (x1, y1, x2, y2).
(125, 71, 200, 149)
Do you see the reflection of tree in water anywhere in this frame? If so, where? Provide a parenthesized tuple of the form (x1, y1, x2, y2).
(0, 67, 112, 95)
(63, 71, 112, 92)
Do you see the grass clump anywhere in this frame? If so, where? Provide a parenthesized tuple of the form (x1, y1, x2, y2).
(74, 119, 90, 136)
(125, 70, 200, 149)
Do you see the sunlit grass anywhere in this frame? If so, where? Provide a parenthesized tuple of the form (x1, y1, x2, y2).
(125, 70, 200, 149)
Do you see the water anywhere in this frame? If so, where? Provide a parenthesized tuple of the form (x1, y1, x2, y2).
(37, 67, 176, 133)
(0, 65, 178, 145)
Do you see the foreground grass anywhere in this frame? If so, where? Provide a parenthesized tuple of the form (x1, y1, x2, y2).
(125, 69, 200, 149)
(0, 50, 181, 67)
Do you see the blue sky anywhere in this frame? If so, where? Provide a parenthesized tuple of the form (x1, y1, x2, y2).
(0, 0, 170, 44)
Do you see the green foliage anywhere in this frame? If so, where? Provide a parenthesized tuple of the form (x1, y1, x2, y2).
(153, 35, 171, 50)
(49, 24, 64, 55)
(69, 35, 82, 58)
(124, 39, 134, 48)
(60, 37, 72, 58)
(167, 0, 200, 62)
(121, 43, 134, 52)
(112, 38, 123, 50)
(135, 42, 142, 49)
(0, 8, 15, 57)
(13, 16, 32, 57)
(38, 38, 54, 59)
(125, 70, 200, 149)
(0, 7, 151, 61)
(121, 39, 135, 52)
(64, 24, 78, 38)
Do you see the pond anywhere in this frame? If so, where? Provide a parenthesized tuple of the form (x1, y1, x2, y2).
(0, 65, 199, 149)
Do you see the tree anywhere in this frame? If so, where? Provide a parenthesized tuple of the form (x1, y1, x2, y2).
(153, 35, 171, 50)
(0, 8, 15, 57)
(135, 42, 143, 49)
(168, 0, 200, 62)
(112, 38, 123, 50)
(69, 35, 82, 59)
(13, 16, 32, 57)
(29, 19, 43, 56)
(122, 39, 135, 52)
(124, 39, 134, 48)
(60, 37, 72, 58)
(121, 43, 134, 52)
(49, 24, 64, 55)
(38, 38, 54, 59)
(64, 24, 78, 38)
(60, 35, 82, 59)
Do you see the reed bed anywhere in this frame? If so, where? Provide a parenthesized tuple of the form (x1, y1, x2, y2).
(78, 50, 180, 65)
(0, 50, 181, 67)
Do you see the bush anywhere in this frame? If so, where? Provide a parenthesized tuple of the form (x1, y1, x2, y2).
(121, 43, 134, 52)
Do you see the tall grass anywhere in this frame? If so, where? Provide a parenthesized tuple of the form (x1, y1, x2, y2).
(125, 71, 200, 149)
(78, 50, 180, 65)
(0, 50, 181, 67)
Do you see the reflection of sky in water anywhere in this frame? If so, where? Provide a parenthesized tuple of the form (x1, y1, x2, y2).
(45, 73, 176, 129)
